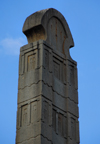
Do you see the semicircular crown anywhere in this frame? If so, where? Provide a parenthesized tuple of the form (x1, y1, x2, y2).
(23, 8, 74, 54)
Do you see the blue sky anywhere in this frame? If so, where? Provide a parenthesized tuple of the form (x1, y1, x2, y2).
(0, 0, 100, 144)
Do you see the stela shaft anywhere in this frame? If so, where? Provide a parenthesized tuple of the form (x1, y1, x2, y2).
(16, 8, 80, 144)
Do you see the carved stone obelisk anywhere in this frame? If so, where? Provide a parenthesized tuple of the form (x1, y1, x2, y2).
(16, 8, 80, 144)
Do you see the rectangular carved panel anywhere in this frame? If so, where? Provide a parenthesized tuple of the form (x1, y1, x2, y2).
(52, 109, 56, 131)
(28, 54, 36, 71)
(31, 101, 38, 123)
(71, 118, 76, 140)
(16, 108, 20, 129)
(58, 113, 63, 136)
(70, 65, 75, 86)
(76, 121, 80, 143)
(21, 105, 28, 126)
(52, 108, 67, 138)
(53, 56, 64, 82)
(63, 116, 67, 138)
(53, 61, 60, 79)
(43, 101, 49, 124)
(45, 49, 49, 69)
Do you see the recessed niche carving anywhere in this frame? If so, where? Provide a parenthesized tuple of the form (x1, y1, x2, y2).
(70, 65, 75, 86)
(58, 113, 63, 136)
(31, 101, 37, 123)
(71, 118, 76, 140)
(28, 54, 36, 71)
(53, 56, 63, 82)
(52, 109, 56, 131)
(45, 50, 49, 69)
(21, 105, 28, 126)
(44, 101, 49, 123)
(47, 17, 67, 54)
(53, 61, 60, 79)
(52, 108, 67, 138)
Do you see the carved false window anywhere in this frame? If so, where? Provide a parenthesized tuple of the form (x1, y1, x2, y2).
(28, 54, 36, 71)
(24, 50, 37, 72)
(53, 56, 63, 81)
(71, 118, 76, 140)
(58, 113, 63, 136)
(31, 101, 37, 123)
(44, 101, 49, 123)
(53, 61, 60, 79)
(21, 105, 28, 126)
(52, 109, 56, 131)
(70, 65, 75, 86)
(45, 49, 49, 69)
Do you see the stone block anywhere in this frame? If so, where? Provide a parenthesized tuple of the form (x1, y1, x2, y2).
(41, 122, 52, 141)
(67, 113, 79, 142)
(67, 137, 77, 144)
(19, 54, 24, 75)
(16, 134, 52, 144)
(52, 55, 63, 82)
(24, 50, 38, 73)
(53, 77, 65, 96)
(18, 81, 53, 104)
(66, 61, 77, 88)
(42, 97, 52, 126)
(42, 82, 53, 101)
(53, 92, 66, 111)
(17, 96, 42, 130)
(52, 107, 67, 138)
(42, 68, 53, 86)
(19, 41, 46, 75)
(18, 68, 42, 89)
(18, 66, 53, 90)
(76, 121, 80, 143)
(16, 122, 41, 143)
(67, 84, 78, 104)
(43, 47, 50, 70)
(16, 135, 41, 144)
(52, 131, 67, 144)
(18, 81, 42, 103)
(66, 98, 79, 118)
(41, 136, 52, 144)
(20, 43, 33, 53)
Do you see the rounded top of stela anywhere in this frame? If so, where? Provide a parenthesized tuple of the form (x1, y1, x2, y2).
(22, 8, 74, 54)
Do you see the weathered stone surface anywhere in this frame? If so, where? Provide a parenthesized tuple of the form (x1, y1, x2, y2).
(16, 122, 41, 143)
(16, 8, 80, 144)
(41, 122, 52, 140)
(18, 82, 42, 103)
(52, 131, 67, 144)
(16, 135, 41, 144)
(67, 138, 77, 144)
(17, 96, 42, 130)
(18, 68, 42, 89)
(67, 83, 78, 104)
(53, 77, 66, 96)
(16, 135, 52, 144)
(53, 92, 66, 111)
(76, 121, 80, 143)
(42, 82, 53, 101)
(66, 98, 79, 118)
(67, 112, 79, 142)
(22, 8, 74, 49)
(41, 97, 52, 126)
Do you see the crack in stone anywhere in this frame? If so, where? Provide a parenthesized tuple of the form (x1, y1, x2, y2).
(18, 80, 77, 104)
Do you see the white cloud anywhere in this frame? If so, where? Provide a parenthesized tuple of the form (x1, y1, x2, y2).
(0, 37, 27, 55)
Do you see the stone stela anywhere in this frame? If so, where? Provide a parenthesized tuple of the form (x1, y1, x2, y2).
(16, 8, 80, 144)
